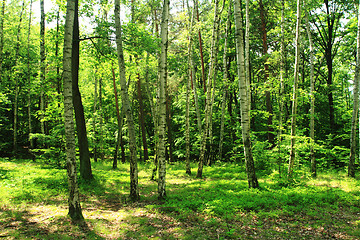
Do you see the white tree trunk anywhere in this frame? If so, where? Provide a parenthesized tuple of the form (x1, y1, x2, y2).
(349, 0, 360, 178)
(63, 0, 83, 220)
(114, 0, 139, 200)
(288, 0, 301, 178)
(157, 0, 170, 199)
(234, 0, 258, 188)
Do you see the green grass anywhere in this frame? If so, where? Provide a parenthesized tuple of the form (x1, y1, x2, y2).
(0, 157, 360, 239)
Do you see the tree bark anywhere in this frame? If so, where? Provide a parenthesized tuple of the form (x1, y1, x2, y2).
(114, 0, 139, 200)
(72, 0, 93, 180)
(196, 0, 220, 178)
(218, 3, 232, 162)
(234, 0, 259, 188)
(63, 0, 83, 221)
(157, 0, 170, 199)
(40, 0, 46, 135)
(288, 0, 301, 179)
(0, 0, 5, 83)
(305, 4, 316, 178)
(349, 0, 360, 178)
(27, 0, 33, 149)
(12, 1, 25, 154)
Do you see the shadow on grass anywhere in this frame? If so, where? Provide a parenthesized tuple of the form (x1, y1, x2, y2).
(0, 207, 105, 239)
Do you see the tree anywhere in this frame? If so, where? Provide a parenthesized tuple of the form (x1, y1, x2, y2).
(72, 0, 93, 180)
(40, 0, 46, 135)
(157, 0, 170, 199)
(305, 1, 316, 177)
(234, 0, 259, 188)
(349, 0, 360, 178)
(114, 0, 139, 201)
(63, 0, 84, 221)
(288, 0, 301, 179)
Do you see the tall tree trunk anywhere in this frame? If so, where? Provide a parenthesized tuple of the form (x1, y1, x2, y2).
(72, 0, 93, 180)
(277, 0, 285, 177)
(111, 66, 122, 169)
(245, 0, 250, 108)
(27, 0, 33, 149)
(234, 0, 259, 188)
(63, 0, 83, 221)
(114, 0, 139, 200)
(157, 0, 170, 200)
(40, 0, 46, 135)
(13, 1, 25, 154)
(195, 0, 206, 93)
(185, 0, 195, 175)
(305, 4, 316, 178)
(93, 70, 98, 162)
(349, 0, 360, 178)
(259, 0, 274, 147)
(196, 0, 220, 178)
(137, 72, 149, 162)
(0, 0, 5, 83)
(218, 3, 232, 162)
(288, 0, 301, 179)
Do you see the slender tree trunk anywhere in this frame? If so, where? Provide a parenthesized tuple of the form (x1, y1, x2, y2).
(349, 0, 360, 178)
(277, 0, 285, 177)
(197, 0, 220, 178)
(12, 1, 25, 154)
(111, 66, 122, 169)
(0, 0, 5, 83)
(259, 0, 274, 147)
(63, 0, 83, 221)
(288, 0, 301, 179)
(166, 92, 174, 163)
(93, 71, 98, 162)
(245, 0, 250, 109)
(114, 0, 139, 200)
(72, 0, 93, 180)
(234, 0, 259, 188)
(40, 0, 46, 135)
(185, 0, 195, 175)
(27, 0, 33, 149)
(305, 5, 316, 178)
(157, 0, 170, 200)
(137, 72, 149, 162)
(218, 4, 232, 161)
(195, 0, 206, 93)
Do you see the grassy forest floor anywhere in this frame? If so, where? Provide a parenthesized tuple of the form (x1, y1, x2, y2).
(0, 157, 360, 239)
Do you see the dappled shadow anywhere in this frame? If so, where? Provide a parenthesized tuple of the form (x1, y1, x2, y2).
(0, 207, 104, 239)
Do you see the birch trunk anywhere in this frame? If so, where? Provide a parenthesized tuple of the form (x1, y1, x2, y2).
(185, 0, 195, 174)
(234, 0, 259, 188)
(305, 4, 316, 178)
(63, 0, 83, 220)
(157, 0, 170, 199)
(114, 0, 139, 200)
(218, 4, 232, 161)
(40, 0, 46, 135)
(72, 0, 93, 180)
(277, 0, 285, 177)
(13, 1, 25, 154)
(27, 0, 33, 149)
(111, 66, 122, 169)
(196, 0, 219, 178)
(0, 0, 5, 83)
(349, 0, 360, 178)
(288, 0, 301, 179)
(195, 0, 206, 93)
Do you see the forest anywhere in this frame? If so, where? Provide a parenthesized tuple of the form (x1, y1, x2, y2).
(1, 0, 360, 238)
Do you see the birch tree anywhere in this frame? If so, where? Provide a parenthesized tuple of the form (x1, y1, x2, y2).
(349, 0, 360, 178)
(40, 0, 46, 134)
(157, 0, 170, 199)
(305, 2, 316, 177)
(288, 0, 301, 178)
(114, 0, 139, 200)
(63, 0, 83, 221)
(234, 0, 258, 188)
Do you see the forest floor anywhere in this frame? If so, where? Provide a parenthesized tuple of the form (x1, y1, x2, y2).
(0, 157, 360, 239)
